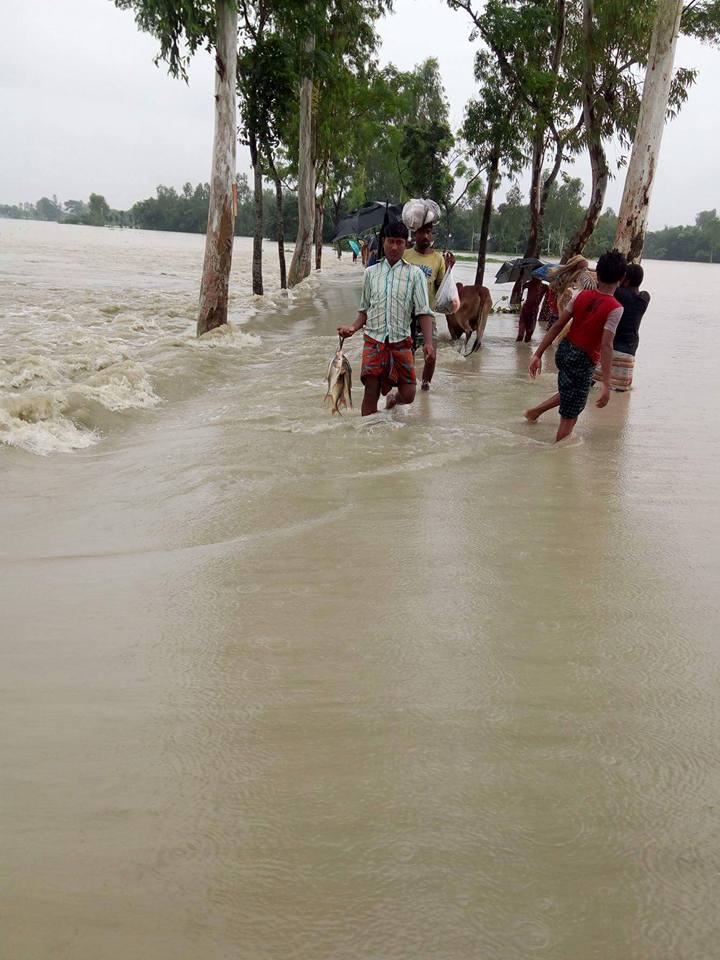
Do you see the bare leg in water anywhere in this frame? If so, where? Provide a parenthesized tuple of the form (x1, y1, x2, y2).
(555, 417, 577, 442)
(420, 349, 436, 390)
(516, 313, 527, 342)
(524, 392, 560, 422)
(361, 377, 382, 416)
(385, 381, 416, 410)
(524, 313, 537, 343)
(524, 394, 578, 442)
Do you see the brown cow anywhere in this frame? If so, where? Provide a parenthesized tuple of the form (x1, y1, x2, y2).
(445, 282, 492, 353)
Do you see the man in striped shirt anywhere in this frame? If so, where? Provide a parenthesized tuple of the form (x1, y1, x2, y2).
(338, 222, 435, 415)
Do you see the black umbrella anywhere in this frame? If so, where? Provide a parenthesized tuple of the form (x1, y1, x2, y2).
(494, 257, 544, 284)
(331, 201, 403, 242)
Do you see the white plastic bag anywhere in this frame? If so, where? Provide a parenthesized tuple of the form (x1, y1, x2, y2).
(434, 266, 460, 314)
(402, 198, 441, 232)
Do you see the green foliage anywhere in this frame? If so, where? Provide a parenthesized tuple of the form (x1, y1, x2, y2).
(490, 183, 529, 254)
(399, 119, 454, 201)
(64, 199, 88, 219)
(128, 175, 300, 239)
(359, 59, 455, 206)
(542, 174, 585, 252)
(237, 2, 298, 169)
(0, 202, 38, 220)
(112, 0, 217, 79)
(462, 79, 525, 179)
(36, 196, 62, 221)
(681, 0, 720, 46)
(645, 208, 720, 262)
(132, 182, 209, 231)
(87, 193, 110, 227)
(287, 0, 393, 210)
(0, 194, 127, 227)
(450, 0, 720, 260)
(583, 207, 618, 257)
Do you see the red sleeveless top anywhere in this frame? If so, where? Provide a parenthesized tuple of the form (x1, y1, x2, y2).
(567, 290, 623, 363)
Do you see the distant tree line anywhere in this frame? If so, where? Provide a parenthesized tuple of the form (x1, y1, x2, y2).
(484, 178, 720, 263)
(0, 193, 124, 227)
(4, 177, 720, 264)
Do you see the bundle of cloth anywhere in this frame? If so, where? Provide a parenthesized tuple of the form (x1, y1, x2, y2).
(535, 255, 596, 333)
(401, 198, 441, 232)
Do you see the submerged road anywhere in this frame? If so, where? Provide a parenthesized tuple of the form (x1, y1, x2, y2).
(2, 230, 720, 959)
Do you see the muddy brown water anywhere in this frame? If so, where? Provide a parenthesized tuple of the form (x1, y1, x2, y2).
(2, 221, 720, 958)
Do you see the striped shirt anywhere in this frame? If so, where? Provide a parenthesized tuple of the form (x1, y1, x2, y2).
(359, 259, 431, 343)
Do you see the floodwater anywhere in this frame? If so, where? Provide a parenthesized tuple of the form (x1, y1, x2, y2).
(2, 219, 719, 959)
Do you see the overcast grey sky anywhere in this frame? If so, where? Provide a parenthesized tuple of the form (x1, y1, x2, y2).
(1, 0, 718, 228)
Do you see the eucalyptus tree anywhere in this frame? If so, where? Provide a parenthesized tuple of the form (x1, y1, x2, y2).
(323, 67, 400, 231)
(562, 0, 720, 261)
(449, 0, 580, 258)
(613, 0, 701, 259)
(287, 26, 316, 287)
(237, 0, 297, 292)
(312, 61, 383, 270)
(361, 61, 447, 203)
(284, 0, 390, 279)
(114, 0, 238, 335)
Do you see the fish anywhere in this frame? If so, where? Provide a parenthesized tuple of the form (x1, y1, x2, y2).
(324, 341, 352, 415)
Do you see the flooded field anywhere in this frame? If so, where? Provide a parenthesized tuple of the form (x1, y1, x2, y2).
(2, 220, 719, 959)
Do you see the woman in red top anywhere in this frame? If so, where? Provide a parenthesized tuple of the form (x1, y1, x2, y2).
(523, 250, 627, 442)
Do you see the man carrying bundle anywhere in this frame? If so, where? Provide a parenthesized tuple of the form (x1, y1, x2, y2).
(337, 221, 435, 416)
(404, 220, 455, 390)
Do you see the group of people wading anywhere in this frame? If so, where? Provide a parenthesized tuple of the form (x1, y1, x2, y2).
(338, 218, 650, 443)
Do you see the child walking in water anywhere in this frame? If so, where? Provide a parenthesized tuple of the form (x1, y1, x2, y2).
(524, 249, 627, 442)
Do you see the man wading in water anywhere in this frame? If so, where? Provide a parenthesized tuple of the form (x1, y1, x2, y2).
(403, 221, 455, 390)
(337, 222, 434, 415)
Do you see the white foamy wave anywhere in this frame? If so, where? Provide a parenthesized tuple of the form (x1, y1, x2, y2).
(72, 359, 160, 410)
(195, 322, 262, 350)
(1, 228, 351, 455)
(0, 355, 67, 390)
(0, 356, 160, 455)
(0, 395, 98, 456)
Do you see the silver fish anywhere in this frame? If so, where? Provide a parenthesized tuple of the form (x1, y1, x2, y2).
(324, 341, 352, 415)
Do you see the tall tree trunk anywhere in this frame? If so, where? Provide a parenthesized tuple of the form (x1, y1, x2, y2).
(475, 148, 500, 286)
(249, 130, 263, 296)
(264, 148, 286, 289)
(562, 139, 609, 261)
(273, 174, 286, 289)
(288, 35, 316, 287)
(314, 196, 324, 270)
(533, 0, 567, 249)
(526, 0, 566, 258)
(562, 0, 609, 262)
(538, 128, 565, 250)
(524, 128, 545, 258)
(197, 0, 237, 336)
(614, 0, 683, 261)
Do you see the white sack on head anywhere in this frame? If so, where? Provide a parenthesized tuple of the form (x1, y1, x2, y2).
(402, 199, 441, 232)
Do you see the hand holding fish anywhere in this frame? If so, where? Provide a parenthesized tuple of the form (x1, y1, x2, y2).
(337, 310, 367, 342)
(324, 337, 353, 415)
